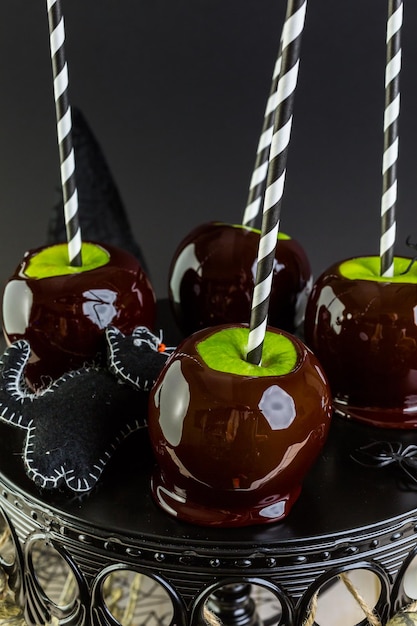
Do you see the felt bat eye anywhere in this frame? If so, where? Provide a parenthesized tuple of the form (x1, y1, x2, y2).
(131, 326, 163, 351)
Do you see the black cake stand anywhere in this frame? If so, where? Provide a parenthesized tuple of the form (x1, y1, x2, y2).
(0, 302, 417, 625)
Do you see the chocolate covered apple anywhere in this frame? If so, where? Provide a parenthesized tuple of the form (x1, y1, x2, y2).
(148, 324, 332, 527)
(168, 222, 312, 336)
(304, 256, 417, 428)
(2, 241, 156, 389)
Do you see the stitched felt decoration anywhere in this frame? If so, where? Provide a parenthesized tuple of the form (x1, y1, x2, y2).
(0, 326, 172, 493)
(107, 326, 174, 391)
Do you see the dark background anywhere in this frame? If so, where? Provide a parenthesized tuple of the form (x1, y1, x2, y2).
(1, 1, 417, 299)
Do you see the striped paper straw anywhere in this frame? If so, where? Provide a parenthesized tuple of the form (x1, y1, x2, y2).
(242, 5, 306, 229)
(242, 53, 282, 228)
(380, 0, 402, 277)
(246, 0, 307, 366)
(47, 0, 82, 267)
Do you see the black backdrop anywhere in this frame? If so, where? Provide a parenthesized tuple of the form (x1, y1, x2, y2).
(1, 1, 417, 298)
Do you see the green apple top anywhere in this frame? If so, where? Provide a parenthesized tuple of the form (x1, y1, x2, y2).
(340, 256, 417, 283)
(23, 242, 109, 279)
(196, 327, 298, 377)
(221, 222, 291, 240)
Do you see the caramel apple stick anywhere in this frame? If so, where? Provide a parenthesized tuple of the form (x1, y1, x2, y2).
(380, 0, 402, 277)
(47, 0, 82, 266)
(246, 0, 307, 366)
(242, 53, 282, 228)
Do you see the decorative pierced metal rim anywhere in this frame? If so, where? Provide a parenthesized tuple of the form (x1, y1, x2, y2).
(1, 469, 417, 581)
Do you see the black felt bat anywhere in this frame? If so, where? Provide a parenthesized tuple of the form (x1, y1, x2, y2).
(0, 327, 172, 492)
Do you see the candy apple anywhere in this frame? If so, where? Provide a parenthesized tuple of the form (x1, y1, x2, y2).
(148, 324, 332, 527)
(304, 255, 417, 428)
(168, 221, 312, 336)
(2, 241, 156, 389)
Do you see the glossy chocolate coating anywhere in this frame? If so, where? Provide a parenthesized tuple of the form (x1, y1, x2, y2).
(168, 222, 312, 335)
(304, 258, 417, 428)
(148, 324, 332, 527)
(2, 242, 156, 389)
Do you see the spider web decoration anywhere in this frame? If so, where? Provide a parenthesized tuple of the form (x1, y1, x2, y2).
(351, 440, 417, 487)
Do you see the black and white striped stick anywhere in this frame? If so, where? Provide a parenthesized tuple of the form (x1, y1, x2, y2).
(246, 0, 307, 366)
(47, 0, 82, 267)
(380, 0, 402, 277)
(242, 6, 306, 229)
(242, 53, 282, 228)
